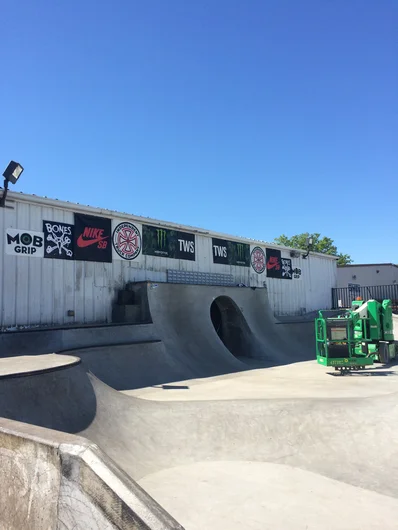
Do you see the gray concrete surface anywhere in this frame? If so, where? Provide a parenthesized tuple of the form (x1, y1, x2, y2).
(0, 353, 79, 377)
(0, 322, 158, 357)
(0, 417, 182, 530)
(0, 283, 397, 529)
(126, 360, 398, 401)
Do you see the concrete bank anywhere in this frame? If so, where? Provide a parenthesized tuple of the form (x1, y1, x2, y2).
(0, 418, 183, 530)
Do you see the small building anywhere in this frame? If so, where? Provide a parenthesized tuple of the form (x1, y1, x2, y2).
(337, 264, 398, 288)
(0, 191, 337, 329)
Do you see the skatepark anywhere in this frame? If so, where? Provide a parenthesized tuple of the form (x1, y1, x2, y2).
(1, 282, 398, 529)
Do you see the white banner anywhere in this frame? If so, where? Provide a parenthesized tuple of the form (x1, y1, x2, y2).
(5, 228, 45, 258)
(111, 219, 142, 261)
(250, 245, 266, 275)
(292, 265, 302, 280)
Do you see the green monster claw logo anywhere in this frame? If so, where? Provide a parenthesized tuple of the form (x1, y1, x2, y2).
(156, 229, 167, 248)
(236, 243, 244, 259)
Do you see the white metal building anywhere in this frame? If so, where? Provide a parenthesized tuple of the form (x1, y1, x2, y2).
(337, 264, 398, 288)
(0, 192, 337, 329)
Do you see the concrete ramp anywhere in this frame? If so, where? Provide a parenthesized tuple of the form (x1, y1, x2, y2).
(72, 283, 315, 391)
(146, 282, 315, 368)
(1, 357, 398, 529)
(0, 357, 183, 530)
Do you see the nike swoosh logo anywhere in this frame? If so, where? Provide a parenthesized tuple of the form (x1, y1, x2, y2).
(77, 234, 109, 248)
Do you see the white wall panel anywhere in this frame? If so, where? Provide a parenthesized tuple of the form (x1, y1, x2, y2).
(337, 264, 398, 288)
(0, 195, 337, 328)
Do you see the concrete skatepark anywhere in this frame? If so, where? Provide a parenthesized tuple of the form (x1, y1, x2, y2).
(1, 282, 398, 529)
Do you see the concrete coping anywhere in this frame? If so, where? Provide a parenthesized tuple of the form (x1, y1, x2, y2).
(0, 353, 81, 378)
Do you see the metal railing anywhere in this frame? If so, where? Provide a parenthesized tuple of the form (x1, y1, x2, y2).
(332, 284, 398, 312)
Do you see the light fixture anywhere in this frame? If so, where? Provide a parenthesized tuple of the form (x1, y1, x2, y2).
(0, 161, 24, 207)
(302, 236, 314, 259)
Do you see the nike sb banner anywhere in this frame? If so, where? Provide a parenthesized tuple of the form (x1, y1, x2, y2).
(266, 248, 282, 278)
(74, 213, 112, 262)
(212, 238, 250, 267)
(142, 224, 195, 261)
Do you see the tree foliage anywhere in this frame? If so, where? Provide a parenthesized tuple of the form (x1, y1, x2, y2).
(273, 232, 353, 266)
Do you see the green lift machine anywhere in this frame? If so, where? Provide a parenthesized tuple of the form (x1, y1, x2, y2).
(316, 299, 396, 373)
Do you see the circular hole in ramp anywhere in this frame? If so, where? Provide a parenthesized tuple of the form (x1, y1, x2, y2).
(210, 296, 251, 358)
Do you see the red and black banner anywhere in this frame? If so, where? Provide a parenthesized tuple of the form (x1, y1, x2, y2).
(74, 214, 112, 262)
(266, 249, 293, 279)
(266, 248, 282, 278)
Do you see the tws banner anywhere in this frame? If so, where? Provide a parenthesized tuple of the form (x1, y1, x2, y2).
(142, 225, 196, 261)
(212, 238, 250, 267)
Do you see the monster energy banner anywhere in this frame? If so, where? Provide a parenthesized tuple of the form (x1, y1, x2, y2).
(142, 225, 196, 261)
(212, 238, 250, 267)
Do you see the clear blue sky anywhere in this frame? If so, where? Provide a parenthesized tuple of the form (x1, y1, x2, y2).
(2, 0, 397, 263)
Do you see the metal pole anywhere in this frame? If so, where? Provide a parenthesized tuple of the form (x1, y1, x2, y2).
(0, 179, 9, 208)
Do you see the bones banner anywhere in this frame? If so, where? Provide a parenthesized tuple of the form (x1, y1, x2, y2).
(281, 257, 293, 279)
(43, 221, 74, 259)
(112, 220, 142, 261)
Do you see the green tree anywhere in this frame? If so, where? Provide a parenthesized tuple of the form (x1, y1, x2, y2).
(273, 233, 353, 266)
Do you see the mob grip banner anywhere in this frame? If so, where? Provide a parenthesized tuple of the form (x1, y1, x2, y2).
(142, 225, 195, 261)
(74, 214, 112, 262)
(212, 238, 250, 267)
(5, 229, 44, 257)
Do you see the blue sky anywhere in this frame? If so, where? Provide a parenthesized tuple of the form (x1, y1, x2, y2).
(2, 0, 397, 263)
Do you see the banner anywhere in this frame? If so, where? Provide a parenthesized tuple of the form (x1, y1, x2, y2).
(142, 225, 196, 261)
(212, 238, 250, 267)
(74, 214, 112, 262)
(292, 266, 302, 280)
(5, 228, 44, 257)
(281, 257, 293, 280)
(43, 221, 74, 259)
(250, 246, 266, 274)
(266, 248, 282, 278)
(112, 220, 142, 261)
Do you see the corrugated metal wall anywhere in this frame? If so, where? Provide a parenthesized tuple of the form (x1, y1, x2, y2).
(0, 196, 337, 328)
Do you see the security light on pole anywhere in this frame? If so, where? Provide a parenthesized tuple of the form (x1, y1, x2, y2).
(303, 235, 314, 259)
(0, 161, 24, 207)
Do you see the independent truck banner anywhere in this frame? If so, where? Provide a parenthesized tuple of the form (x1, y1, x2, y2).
(112, 220, 143, 261)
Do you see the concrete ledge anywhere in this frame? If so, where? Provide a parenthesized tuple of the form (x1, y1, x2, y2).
(0, 323, 159, 357)
(0, 354, 80, 379)
(0, 418, 184, 530)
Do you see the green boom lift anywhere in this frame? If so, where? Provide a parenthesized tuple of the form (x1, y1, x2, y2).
(316, 299, 396, 373)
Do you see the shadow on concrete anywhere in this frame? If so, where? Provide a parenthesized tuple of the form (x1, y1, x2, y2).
(327, 370, 397, 377)
(158, 385, 190, 390)
(0, 364, 97, 433)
